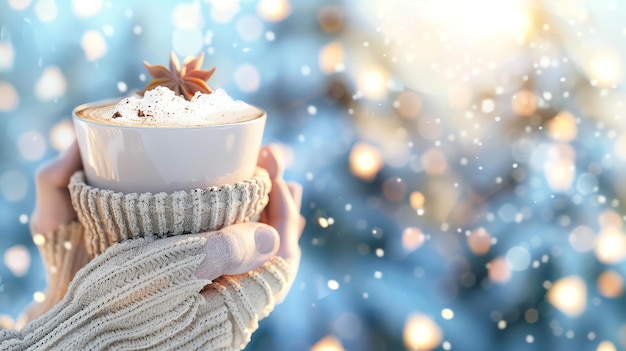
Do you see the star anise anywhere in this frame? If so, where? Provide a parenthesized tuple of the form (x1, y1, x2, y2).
(140, 51, 216, 100)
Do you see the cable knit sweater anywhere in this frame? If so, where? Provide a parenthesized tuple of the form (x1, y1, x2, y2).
(0, 168, 291, 350)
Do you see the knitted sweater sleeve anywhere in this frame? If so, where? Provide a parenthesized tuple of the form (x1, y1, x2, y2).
(0, 232, 291, 351)
(1, 168, 287, 350)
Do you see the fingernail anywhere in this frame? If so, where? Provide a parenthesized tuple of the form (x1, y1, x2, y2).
(255, 226, 275, 254)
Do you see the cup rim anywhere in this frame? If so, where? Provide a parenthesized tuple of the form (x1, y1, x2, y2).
(72, 96, 266, 130)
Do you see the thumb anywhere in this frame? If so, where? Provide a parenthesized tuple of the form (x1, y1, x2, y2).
(194, 222, 280, 281)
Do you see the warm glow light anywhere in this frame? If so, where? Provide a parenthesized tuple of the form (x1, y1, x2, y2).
(49, 119, 76, 152)
(420, 148, 448, 176)
(81, 30, 108, 61)
(597, 341, 617, 351)
(403, 314, 442, 351)
(33, 291, 46, 303)
(409, 191, 425, 209)
(310, 335, 346, 351)
(546, 276, 586, 317)
(357, 66, 388, 99)
(349, 142, 383, 181)
(597, 270, 623, 298)
(544, 158, 575, 192)
(0, 82, 19, 112)
(35, 66, 67, 101)
(547, 111, 577, 142)
(441, 308, 454, 320)
(72, 0, 103, 17)
(4, 245, 31, 277)
(257, 0, 290, 22)
(595, 228, 626, 264)
(587, 52, 623, 87)
(444, 0, 532, 40)
(488, 257, 511, 284)
(318, 41, 345, 74)
(32, 233, 46, 246)
(467, 227, 491, 255)
(402, 227, 426, 251)
(512, 90, 537, 116)
(394, 91, 421, 118)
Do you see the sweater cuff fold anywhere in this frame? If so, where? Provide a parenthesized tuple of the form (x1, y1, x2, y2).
(68, 167, 271, 257)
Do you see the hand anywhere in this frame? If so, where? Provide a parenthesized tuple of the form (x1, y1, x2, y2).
(30, 141, 81, 235)
(257, 145, 305, 303)
(9, 217, 294, 349)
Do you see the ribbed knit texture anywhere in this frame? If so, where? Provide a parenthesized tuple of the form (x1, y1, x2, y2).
(18, 222, 91, 328)
(69, 167, 271, 257)
(0, 235, 291, 350)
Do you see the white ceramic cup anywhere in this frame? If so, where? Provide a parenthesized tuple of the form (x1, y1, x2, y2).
(72, 98, 266, 194)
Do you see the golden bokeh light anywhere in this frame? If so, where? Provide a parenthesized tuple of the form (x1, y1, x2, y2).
(318, 41, 345, 74)
(0, 82, 19, 112)
(488, 257, 511, 284)
(4, 245, 31, 277)
(394, 91, 422, 118)
(310, 335, 346, 351)
(409, 191, 425, 209)
(402, 227, 426, 252)
(257, 0, 290, 22)
(421, 148, 448, 176)
(546, 276, 586, 317)
(467, 227, 491, 255)
(599, 210, 622, 230)
(49, 119, 76, 152)
(32, 233, 46, 246)
(587, 52, 623, 88)
(403, 314, 442, 351)
(597, 270, 624, 298)
(349, 142, 384, 181)
(81, 30, 108, 61)
(596, 341, 617, 351)
(595, 228, 626, 264)
(544, 157, 575, 192)
(512, 90, 537, 117)
(357, 66, 388, 99)
(33, 291, 46, 303)
(547, 111, 577, 142)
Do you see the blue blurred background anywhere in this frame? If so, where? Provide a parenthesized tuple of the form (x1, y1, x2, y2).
(2, 0, 626, 350)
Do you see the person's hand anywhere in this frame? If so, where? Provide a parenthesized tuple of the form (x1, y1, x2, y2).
(30, 141, 81, 235)
(5, 217, 292, 349)
(257, 145, 305, 303)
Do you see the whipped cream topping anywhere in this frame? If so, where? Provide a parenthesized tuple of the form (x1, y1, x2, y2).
(107, 86, 260, 127)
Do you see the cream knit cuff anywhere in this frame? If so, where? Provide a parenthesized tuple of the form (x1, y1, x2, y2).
(69, 168, 271, 257)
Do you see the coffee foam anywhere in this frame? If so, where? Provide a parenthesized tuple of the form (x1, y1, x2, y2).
(99, 86, 260, 127)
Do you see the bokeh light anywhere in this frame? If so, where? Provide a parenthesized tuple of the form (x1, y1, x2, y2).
(310, 335, 346, 351)
(3, 245, 30, 277)
(0, 82, 19, 112)
(81, 30, 108, 61)
(546, 276, 587, 317)
(3, 1, 626, 350)
(34, 66, 67, 101)
(349, 142, 383, 181)
(403, 314, 442, 351)
(257, 0, 290, 22)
